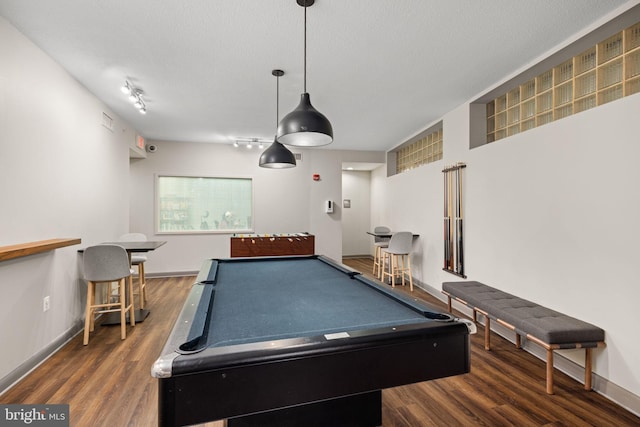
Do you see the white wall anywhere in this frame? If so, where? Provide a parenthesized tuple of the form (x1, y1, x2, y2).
(371, 87, 640, 406)
(341, 171, 372, 256)
(128, 142, 383, 274)
(0, 17, 136, 389)
(467, 96, 640, 396)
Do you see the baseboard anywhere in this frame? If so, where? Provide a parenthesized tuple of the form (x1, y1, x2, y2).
(342, 255, 374, 260)
(0, 321, 84, 396)
(146, 270, 198, 278)
(419, 279, 640, 417)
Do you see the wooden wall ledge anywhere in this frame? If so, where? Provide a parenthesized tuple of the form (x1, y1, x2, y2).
(0, 238, 82, 262)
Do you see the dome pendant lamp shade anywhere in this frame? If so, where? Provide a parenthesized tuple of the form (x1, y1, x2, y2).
(259, 140, 297, 168)
(277, 0, 333, 147)
(277, 93, 333, 147)
(259, 69, 296, 169)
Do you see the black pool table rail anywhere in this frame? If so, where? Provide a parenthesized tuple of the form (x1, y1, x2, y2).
(196, 254, 360, 284)
(165, 308, 468, 375)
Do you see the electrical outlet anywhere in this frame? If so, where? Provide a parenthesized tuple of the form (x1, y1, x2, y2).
(43, 296, 50, 312)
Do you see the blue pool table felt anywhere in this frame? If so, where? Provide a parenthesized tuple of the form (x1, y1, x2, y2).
(190, 257, 431, 348)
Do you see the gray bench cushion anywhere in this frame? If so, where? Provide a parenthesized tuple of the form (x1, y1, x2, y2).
(443, 281, 604, 345)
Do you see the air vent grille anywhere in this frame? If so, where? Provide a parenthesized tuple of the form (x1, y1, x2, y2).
(102, 112, 114, 131)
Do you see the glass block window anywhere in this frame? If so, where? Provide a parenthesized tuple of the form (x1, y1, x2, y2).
(396, 128, 443, 174)
(486, 21, 640, 143)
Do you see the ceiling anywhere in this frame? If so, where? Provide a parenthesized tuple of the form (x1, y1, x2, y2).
(0, 0, 631, 152)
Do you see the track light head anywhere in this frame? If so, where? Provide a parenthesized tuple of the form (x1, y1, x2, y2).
(121, 80, 148, 115)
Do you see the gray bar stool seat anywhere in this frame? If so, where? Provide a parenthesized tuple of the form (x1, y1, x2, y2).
(83, 244, 135, 345)
(381, 231, 414, 291)
(372, 226, 391, 279)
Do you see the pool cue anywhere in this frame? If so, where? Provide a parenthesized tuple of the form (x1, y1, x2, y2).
(454, 165, 459, 274)
(456, 165, 464, 275)
(451, 166, 457, 272)
(448, 167, 454, 271)
(446, 167, 452, 270)
(443, 167, 449, 269)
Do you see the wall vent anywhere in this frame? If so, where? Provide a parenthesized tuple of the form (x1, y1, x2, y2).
(102, 112, 114, 131)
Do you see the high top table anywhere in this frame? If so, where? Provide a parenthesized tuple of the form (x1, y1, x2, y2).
(366, 231, 419, 239)
(367, 232, 419, 285)
(78, 240, 166, 323)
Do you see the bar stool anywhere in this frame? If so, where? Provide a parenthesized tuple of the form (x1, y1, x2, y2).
(372, 226, 391, 279)
(119, 233, 148, 310)
(381, 231, 414, 291)
(83, 245, 135, 345)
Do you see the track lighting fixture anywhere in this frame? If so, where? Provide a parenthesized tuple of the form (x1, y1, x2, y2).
(121, 80, 147, 114)
(260, 70, 297, 168)
(277, 0, 332, 147)
(233, 138, 271, 149)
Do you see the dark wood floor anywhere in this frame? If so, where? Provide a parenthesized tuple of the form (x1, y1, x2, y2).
(1, 258, 638, 426)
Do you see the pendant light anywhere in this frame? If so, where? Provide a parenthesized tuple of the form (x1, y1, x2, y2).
(259, 70, 297, 168)
(276, 0, 333, 147)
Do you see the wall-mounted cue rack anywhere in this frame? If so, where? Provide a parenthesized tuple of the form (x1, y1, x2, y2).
(443, 162, 466, 278)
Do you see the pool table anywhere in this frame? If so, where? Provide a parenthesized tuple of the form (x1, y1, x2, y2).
(152, 255, 470, 427)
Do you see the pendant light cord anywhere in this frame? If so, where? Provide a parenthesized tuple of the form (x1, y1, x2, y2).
(303, 4, 307, 93)
(276, 73, 280, 126)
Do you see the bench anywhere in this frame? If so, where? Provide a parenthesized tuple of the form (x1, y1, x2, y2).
(442, 281, 605, 394)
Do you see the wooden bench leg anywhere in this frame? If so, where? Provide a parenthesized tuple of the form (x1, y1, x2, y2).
(446, 295, 452, 313)
(585, 347, 593, 391)
(484, 317, 491, 350)
(546, 349, 554, 394)
(515, 334, 521, 349)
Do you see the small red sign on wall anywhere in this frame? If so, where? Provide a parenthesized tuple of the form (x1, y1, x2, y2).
(137, 135, 145, 150)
